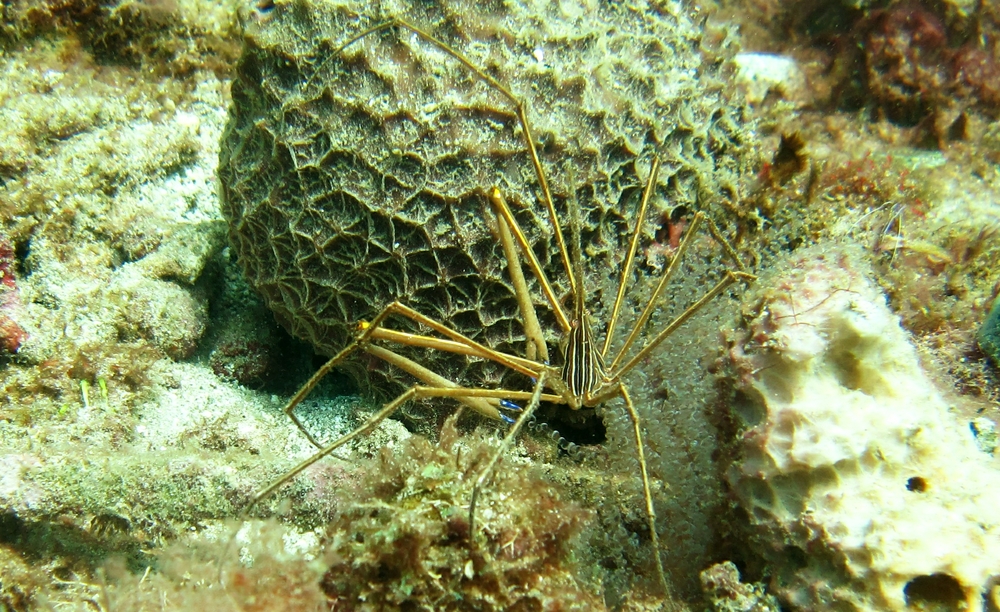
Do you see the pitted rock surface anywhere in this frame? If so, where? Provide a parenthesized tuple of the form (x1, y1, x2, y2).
(219, 0, 749, 391)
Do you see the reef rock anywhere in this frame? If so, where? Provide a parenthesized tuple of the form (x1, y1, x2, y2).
(725, 247, 1000, 611)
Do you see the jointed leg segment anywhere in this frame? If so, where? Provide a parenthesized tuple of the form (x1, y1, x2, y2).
(283, 298, 550, 448)
(250, 380, 557, 520)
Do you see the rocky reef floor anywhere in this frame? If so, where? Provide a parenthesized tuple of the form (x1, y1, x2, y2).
(0, 1, 998, 610)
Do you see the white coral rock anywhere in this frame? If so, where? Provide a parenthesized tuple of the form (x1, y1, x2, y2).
(728, 247, 1000, 611)
(733, 53, 806, 105)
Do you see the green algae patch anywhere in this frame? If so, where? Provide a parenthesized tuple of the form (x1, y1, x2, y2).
(980, 296, 1000, 366)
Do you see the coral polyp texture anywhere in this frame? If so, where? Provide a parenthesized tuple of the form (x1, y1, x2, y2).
(725, 247, 1000, 611)
(218, 0, 749, 387)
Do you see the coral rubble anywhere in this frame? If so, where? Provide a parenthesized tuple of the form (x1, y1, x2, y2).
(715, 0, 1000, 157)
(317, 417, 604, 611)
(725, 247, 1000, 611)
(0, 0, 241, 74)
(700, 561, 779, 612)
(0, 3, 350, 609)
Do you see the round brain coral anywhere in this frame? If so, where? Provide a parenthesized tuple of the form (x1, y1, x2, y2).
(218, 0, 750, 389)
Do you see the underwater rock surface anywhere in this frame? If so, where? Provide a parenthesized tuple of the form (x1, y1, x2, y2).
(1, 0, 997, 609)
(727, 247, 1000, 611)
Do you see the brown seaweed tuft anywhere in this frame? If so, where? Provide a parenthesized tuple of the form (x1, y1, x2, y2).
(318, 416, 604, 611)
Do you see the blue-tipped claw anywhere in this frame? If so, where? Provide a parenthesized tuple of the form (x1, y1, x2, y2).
(500, 399, 522, 411)
(500, 413, 515, 424)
